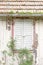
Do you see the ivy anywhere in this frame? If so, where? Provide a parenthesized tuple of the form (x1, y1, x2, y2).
(7, 37, 16, 54)
(18, 49, 33, 65)
(9, 11, 43, 14)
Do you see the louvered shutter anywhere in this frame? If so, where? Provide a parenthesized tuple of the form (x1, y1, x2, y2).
(14, 19, 33, 50)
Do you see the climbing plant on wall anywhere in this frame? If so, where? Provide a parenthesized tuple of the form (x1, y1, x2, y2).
(17, 49, 33, 65)
(2, 38, 33, 65)
(7, 37, 16, 65)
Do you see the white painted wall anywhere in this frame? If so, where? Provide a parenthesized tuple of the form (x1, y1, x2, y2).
(0, 18, 43, 65)
(35, 20, 43, 65)
(0, 18, 11, 65)
(0, 18, 33, 65)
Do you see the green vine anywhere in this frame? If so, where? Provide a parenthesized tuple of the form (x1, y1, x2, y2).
(7, 37, 16, 65)
(7, 37, 16, 55)
(2, 38, 33, 65)
(9, 11, 14, 14)
(9, 11, 43, 14)
(18, 49, 33, 65)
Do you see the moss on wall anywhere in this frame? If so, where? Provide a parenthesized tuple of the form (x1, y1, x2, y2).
(9, 11, 43, 14)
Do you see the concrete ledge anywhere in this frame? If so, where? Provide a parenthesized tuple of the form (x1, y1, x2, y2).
(0, 13, 43, 17)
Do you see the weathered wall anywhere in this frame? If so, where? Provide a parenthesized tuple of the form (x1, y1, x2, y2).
(35, 20, 43, 65)
(0, 18, 33, 65)
(0, 17, 11, 63)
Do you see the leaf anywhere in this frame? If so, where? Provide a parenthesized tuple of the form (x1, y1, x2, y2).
(18, 49, 33, 65)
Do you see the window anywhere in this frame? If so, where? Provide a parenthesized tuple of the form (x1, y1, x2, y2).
(14, 19, 33, 50)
